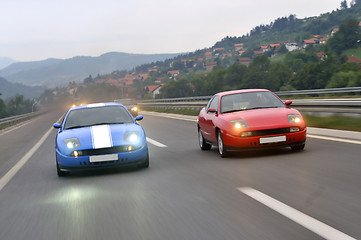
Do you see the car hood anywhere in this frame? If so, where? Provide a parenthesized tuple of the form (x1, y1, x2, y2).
(221, 107, 301, 129)
(57, 123, 145, 152)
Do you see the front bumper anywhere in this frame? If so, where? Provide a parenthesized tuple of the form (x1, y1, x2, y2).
(56, 144, 148, 171)
(222, 129, 307, 150)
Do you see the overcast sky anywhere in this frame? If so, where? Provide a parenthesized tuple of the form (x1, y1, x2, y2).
(0, 0, 346, 61)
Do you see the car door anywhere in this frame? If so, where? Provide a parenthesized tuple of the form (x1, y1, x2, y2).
(202, 95, 219, 142)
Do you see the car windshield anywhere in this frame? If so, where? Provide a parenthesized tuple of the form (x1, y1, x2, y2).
(63, 105, 133, 130)
(220, 91, 285, 114)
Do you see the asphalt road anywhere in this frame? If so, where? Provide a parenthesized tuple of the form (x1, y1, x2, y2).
(0, 110, 360, 240)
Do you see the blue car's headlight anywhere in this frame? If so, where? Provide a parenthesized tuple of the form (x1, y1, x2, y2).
(124, 132, 140, 144)
(64, 138, 80, 149)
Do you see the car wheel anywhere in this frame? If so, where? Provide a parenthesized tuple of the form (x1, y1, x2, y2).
(198, 128, 211, 150)
(217, 131, 228, 158)
(291, 143, 305, 151)
(139, 153, 149, 168)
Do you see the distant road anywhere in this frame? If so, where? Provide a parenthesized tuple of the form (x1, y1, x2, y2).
(0, 110, 360, 240)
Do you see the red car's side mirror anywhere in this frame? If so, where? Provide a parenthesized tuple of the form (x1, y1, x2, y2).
(285, 100, 292, 106)
(208, 108, 217, 113)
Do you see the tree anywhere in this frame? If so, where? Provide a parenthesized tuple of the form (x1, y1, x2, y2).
(159, 79, 193, 98)
(327, 18, 361, 55)
(340, 0, 348, 9)
(243, 56, 270, 89)
(223, 63, 247, 89)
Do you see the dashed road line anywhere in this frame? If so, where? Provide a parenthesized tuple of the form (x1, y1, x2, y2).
(146, 137, 168, 148)
(238, 187, 356, 240)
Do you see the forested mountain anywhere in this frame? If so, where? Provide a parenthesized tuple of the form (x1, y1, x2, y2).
(0, 76, 44, 99)
(0, 52, 181, 88)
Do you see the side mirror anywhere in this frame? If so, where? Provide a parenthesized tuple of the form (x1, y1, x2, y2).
(208, 108, 217, 113)
(285, 100, 292, 106)
(135, 115, 143, 121)
(53, 123, 61, 129)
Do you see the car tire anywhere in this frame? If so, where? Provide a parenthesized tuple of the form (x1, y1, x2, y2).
(139, 153, 149, 168)
(217, 131, 228, 158)
(291, 143, 305, 151)
(198, 128, 211, 150)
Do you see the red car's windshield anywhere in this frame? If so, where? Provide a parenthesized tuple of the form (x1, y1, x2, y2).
(220, 91, 285, 114)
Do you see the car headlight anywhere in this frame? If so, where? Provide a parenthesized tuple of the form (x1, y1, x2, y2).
(288, 114, 302, 124)
(124, 132, 140, 143)
(131, 106, 138, 111)
(64, 138, 80, 149)
(230, 120, 249, 129)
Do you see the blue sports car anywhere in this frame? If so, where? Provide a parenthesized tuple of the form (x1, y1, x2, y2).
(53, 102, 149, 176)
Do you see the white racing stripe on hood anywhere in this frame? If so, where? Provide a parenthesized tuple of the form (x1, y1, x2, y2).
(91, 125, 113, 149)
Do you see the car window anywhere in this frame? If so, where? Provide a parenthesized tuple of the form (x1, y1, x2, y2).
(207, 95, 219, 113)
(220, 91, 284, 113)
(64, 106, 133, 130)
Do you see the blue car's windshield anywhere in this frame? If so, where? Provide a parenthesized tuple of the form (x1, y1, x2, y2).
(64, 106, 133, 130)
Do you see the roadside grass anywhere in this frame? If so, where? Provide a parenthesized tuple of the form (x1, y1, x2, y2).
(303, 114, 361, 132)
(142, 108, 361, 132)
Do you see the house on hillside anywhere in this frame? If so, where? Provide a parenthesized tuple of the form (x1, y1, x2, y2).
(253, 51, 263, 57)
(303, 38, 319, 48)
(331, 28, 339, 37)
(260, 46, 269, 53)
(146, 84, 164, 98)
(285, 41, 299, 51)
(204, 51, 213, 60)
(205, 62, 217, 70)
(167, 70, 179, 78)
(319, 38, 329, 44)
(234, 43, 244, 51)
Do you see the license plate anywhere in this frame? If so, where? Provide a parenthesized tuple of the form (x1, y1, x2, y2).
(259, 135, 286, 144)
(89, 154, 118, 163)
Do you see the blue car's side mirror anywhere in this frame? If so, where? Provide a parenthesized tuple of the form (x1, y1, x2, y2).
(53, 123, 61, 129)
(135, 115, 143, 121)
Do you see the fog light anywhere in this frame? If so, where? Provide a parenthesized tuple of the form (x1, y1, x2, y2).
(128, 146, 133, 151)
(241, 132, 253, 137)
(290, 127, 300, 132)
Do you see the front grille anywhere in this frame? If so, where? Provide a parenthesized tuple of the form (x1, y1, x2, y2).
(72, 145, 140, 157)
(244, 128, 292, 137)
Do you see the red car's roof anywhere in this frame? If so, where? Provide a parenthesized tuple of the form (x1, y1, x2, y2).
(216, 89, 270, 97)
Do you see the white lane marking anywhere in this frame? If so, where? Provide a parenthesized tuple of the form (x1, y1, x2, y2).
(308, 134, 361, 145)
(238, 187, 356, 240)
(0, 119, 34, 137)
(0, 117, 62, 192)
(146, 137, 167, 148)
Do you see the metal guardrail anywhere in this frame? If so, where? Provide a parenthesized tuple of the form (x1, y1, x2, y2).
(138, 87, 361, 117)
(140, 87, 361, 103)
(0, 112, 40, 130)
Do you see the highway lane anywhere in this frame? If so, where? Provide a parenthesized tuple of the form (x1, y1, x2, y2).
(0, 111, 360, 239)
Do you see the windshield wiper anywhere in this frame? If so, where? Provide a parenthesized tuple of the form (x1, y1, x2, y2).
(65, 125, 89, 130)
(222, 109, 246, 114)
(246, 106, 280, 110)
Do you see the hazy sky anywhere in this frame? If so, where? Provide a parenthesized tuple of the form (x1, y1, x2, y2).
(1, 0, 345, 61)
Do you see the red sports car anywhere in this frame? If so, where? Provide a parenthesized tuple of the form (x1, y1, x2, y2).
(197, 89, 306, 157)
